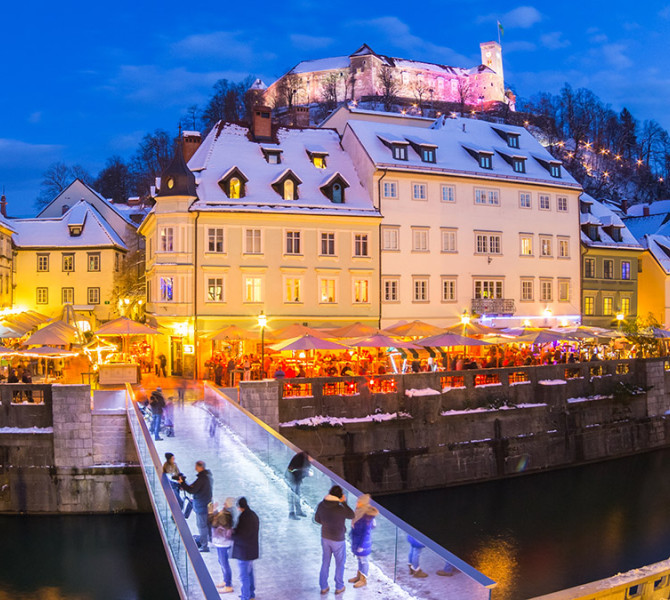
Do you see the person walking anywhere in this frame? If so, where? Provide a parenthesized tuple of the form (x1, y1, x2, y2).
(286, 451, 311, 519)
(212, 497, 236, 594)
(315, 485, 354, 595)
(158, 353, 167, 377)
(407, 535, 428, 578)
(21, 369, 33, 403)
(162, 452, 183, 509)
(232, 497, 259, 600)
(149, 387, 166, 441)
(179, 460, 213, 552)
(348, 494, 378, 588)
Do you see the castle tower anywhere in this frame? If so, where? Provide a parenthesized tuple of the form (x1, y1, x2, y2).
(479, 41, 505, 105)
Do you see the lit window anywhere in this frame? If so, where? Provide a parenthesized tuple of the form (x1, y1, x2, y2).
(382, 227, 399, 251)
(244, 277, 262, 303)
(521, 279, 533, 301)
(557, 196, 568, 212)
(383, 279, 398, 302)
(622, 261, 631, 280)
(36, 287, 48, 304)
(519, 192, 531, 208)
(412, 228, 429, 252)
(354, 233, 369, 257)
(245, 229, 262, 254)
(441, 278, 456, 302)
(604, 259, 614, 279)
(441, 229, 457, 253)
(621, 297, 631, 315)
(540, 279, 552, 302)
(160, 277, 174, 302)
(208, 228, 224, 253)
(286, 231, 301, 255)
(412, 183, 427, 200)
(539, 195, 550, 210)
(160, 227, 174, 251)
(320, 279, 336, 303)
(283, 179, 295, 200)
(540, 237, 552, 257)
(62, 253, 74, 272)
(37, 254, 49, 272)
(603, 296, 613, 315)
(520, 235, 532, 256)
(413, 278, 429, 302)
(87, 287, 100, 305)
(474, 280, 503, 299)
(584, 296, 595, 315)
(312, 156, 326, 169)
(558, 238, 570, 258)
(229, 177, 241, 199)
(441, 185, 455, 203)
(207, 278, 224, 302)
(321, 232, 335, 256)
(62, 287, 74, 304)
(382, 181, 398, 198)
(285, 278, 302, 303)
(88, 253, 100, 272)
(584, 258, 596, 278)
(353, 279, 369, 303)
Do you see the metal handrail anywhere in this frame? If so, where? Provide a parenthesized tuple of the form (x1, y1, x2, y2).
(208, 382, 496, 590)
(126, 385, 219, 600)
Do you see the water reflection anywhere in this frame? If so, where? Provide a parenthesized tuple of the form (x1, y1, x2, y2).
(470, 537, 518, 600)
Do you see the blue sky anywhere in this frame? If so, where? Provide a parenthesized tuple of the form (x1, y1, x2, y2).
(1, 1, 669, 213)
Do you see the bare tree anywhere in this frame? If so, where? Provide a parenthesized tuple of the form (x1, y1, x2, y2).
(36, 162, 92, 208)
(112, 249, 146, 319)
(322, 73, 339, 112)
(456, 77, 473, 116)
(275, 74, 302, 109)
(412, 79, 430, 116)
(131, 129, 174, 196)
(182, 105, 200, 131)
(344, 65, 357, 102)
(377, 65, 398, 112)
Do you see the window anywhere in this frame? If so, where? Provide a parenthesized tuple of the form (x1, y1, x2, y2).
(519, 192, 531, 208)
(381, 227, 399, 251)
(160, 277, 174, 302)
(354, 233, 369, 257)
(62, 253, 74, 272)
(353, 279, 369, 303)
(331, 183, 343, 203)
(392, 145, 408, 160)
(244, 277, 262, 303)
(539, 195, 551, 210)
(87, 253, 100, 272)
(265, 151, 281, 164)
(320, 279, 336, 303)
(475, 233, 502, 255)
(87, 287, 100, 305)
(421, 148, 436, 163)
(441, 185, 455, 203)
(521, 279, 534, 301)
(207, 228, 224, 253)
(540, 236, 552, 257)
(382, 181, 397, 199)
(36, 287, 48, 304)
(621, 297, 631, 315)
(550, 164, 561, 178)
(558, 279, 570, 302)
(207, 277, 224, 302)
(383, 278, 398, 302)
(412, 183, 427, 200)
(62, 287, 74, 304)
(604, 259, 614, 279)
(115, 253, 121, 272)
(441, 229, 457, 253)
(229, 177, 241, 199)
(512, 158, 526, 173)
(585, 258, 596, 278)
(245, 229, 262, 254)
(321, 232, 335, 256)
(160, 227, 174, 252)
(520, 235, 533, 256)
(558, 238, 570, 258)
(475, 188, 499, 205)
(507, 134, 520, 149)
(479, 154, 492, 169)
(413, 278, 429, 302)
(474, 280, 503, 299)
(653, 577, 667, 591)
(285, 231, 301, 255)
(312, 155, 326, 169)
(441, 278, 456, 302)
(283, 179, 295, 200)
(285, 278, 302, 303)
(603, 296, 613, 315)
(557, 196, 568, 212)
(540, 279, 552, 302)
(622, 261, 631, 280)
(412, 228, 429, 252)
(584, 296, 595, 315)
(37, 254, 49, 272)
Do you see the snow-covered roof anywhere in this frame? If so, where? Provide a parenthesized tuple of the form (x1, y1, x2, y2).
(345, 117, 581, 188)
(622, 214, 669, 241)
(625, 199, 670, 217)
(290, 56, 351, 74)
(12, 200, 127, 250)
(249, 78, 267, 90)
(580, 194, 641, 250)
(187, 123, 380, 217)
(182, 130, 201, 137)
(645, 234, 670, 274)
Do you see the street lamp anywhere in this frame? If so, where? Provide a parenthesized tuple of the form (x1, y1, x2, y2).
(616, 313, 625, 331)
(460, 311, 471, 326)
(258, 311, 267, 379)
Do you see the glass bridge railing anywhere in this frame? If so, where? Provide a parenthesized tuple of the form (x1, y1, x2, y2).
(126, 386, 220, 600)
(203, 383, 496, 600)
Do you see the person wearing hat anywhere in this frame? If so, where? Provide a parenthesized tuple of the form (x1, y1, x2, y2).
(348, 494, 379, 588)
(162, 452, 183, 509)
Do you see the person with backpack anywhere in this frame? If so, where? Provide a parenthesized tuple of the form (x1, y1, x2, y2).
(211, 497, 236, 594)
(348, 494, 378, 588)
(149, 387, 166, 441)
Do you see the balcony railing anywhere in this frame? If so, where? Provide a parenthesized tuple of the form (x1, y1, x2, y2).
(471, 298, 516, 316)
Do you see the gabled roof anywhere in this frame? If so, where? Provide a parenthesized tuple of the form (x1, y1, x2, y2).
(156, 147, 197, 198)
(580, 194, 641, 250)
(645, 234, 670, 274)
(12, 200, 127, 250)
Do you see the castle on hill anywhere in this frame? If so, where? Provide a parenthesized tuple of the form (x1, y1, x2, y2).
(262, 42, 512, 113)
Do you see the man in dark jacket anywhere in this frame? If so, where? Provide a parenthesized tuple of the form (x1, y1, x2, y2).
(315, 485, 355, 595)
(232, 497, 259, 600)
(179, 460, 213, 552)
(149, 387, 166, 441)
(286, 451, 310, 519)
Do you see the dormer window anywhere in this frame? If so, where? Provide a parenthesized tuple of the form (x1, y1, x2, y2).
(320, 173, 350, 204)
(464, 145, 494, 170)
(69, 225, 82, 237)
(479, 154, 492, 169)
(306, 149, 328, 168)
(393, 145, 407, 160)
(271, 169, 302, 201)
(507, 134, 520, 149)
(580, 201, 592, 214)
(261, 147, 282, 164)
(422, 148, 435, 163)
(512, 158, 526, 173)
(534, 155, 563, 178)
(378, 135, 409, 161)
(582, 224, 599, 242)
(218, 167, 248, 199)
(550, 164, 561, 178)
(406, 137, 438, 163)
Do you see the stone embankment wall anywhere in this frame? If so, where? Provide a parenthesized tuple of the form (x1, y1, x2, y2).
(0, 385, 149, 513)
(238, 358, 670, 494)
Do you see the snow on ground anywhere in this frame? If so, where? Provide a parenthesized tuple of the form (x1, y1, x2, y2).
(151, 388, 489, 600)
(567, 395, 613, 403)
(405, 388, 440, 397)
(0, 426, 53, 434)
(280, 412, 411, 428)
(538, 379, 567, 386)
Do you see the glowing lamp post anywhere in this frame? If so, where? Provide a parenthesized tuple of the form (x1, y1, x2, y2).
(460, 311, 471, 326)
(258, 311, 267, 379)
(616, 313, 625, 330)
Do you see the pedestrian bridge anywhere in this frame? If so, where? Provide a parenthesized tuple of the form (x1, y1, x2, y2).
(125, 382, 496, 599)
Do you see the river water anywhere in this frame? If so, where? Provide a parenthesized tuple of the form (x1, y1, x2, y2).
(380, 448, 670, 599)
(0, 514, 179, 600)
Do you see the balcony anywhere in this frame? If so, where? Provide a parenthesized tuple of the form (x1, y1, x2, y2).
(471, 298, 516, 316)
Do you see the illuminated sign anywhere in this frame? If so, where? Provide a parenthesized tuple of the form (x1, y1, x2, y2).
(183, 344, 195, 354)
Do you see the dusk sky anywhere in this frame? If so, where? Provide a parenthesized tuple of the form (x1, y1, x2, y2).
(2, 1, 669, 213)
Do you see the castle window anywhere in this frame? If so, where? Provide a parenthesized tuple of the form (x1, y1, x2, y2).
(218, 167, 248, 199)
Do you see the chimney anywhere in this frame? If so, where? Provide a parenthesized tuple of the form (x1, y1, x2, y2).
(621, 198, 628, 214)
(181, 131, 202, 163)
(643, 205, 650, 217)
(0, 194, 7, 218)
(290, 106, 310, 128)
(251, 105, 273, 141)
